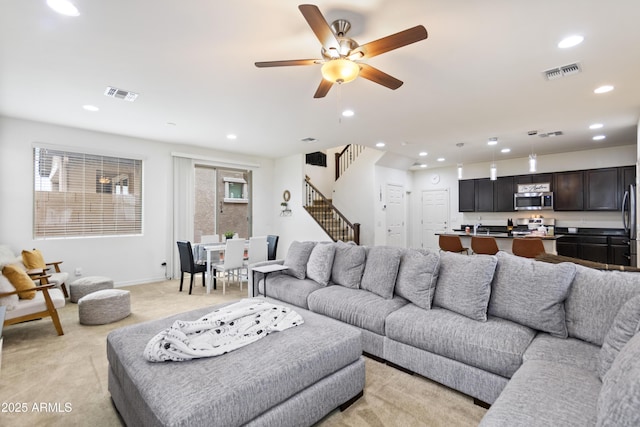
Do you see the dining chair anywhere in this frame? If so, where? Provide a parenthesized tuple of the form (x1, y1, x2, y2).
(213, 239, 245, 294)
(438, 235, 468, 254)
(267, 235, 279, 260)
(512, 238, 546, 259)
(177, 241, 208, 295)
(471, 236, 499, 255)
(201, 234, 220, 244)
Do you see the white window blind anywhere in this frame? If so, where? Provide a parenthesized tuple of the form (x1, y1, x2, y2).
(33, 147, 143, 239)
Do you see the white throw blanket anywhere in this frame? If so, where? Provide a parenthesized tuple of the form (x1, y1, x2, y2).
(143, 298, 304, 362)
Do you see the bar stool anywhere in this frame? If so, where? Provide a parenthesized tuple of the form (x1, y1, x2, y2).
(439, 235, 469, 254)
(471, 236, 499, 255)
(512, 237, 546, 258)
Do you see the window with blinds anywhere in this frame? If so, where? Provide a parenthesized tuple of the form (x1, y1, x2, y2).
(33, 146, 143, 239)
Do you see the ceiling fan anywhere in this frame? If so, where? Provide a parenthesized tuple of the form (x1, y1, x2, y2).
(255, 4, 428, 98)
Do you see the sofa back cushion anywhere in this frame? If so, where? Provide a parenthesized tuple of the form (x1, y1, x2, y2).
(360, 246, 403, 299)
(305, 243, 335, 286)
(597, 331, 640, 426)
(433, 251, 497, 322)
(489, 251, 575, 338)
(598, 294, 640, 378)
(331, 241, 366, 289)
(395, 249, 440, 310)
(565, 265, 640, 346)
(282, 241, 316, 280)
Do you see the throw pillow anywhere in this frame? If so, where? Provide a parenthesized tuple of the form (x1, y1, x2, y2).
(331, 241, 366, 289)
(433, 251, 497, 321)
(2, 264, 37, 299)
(360, 246, 403, 299)
(395, 248, 440, 309)
(0, 273, 19, 310)
(488, 251, 576, 338)
(283, 241, 316, 280)
(22, 249, 46, 270)
(306, 243, 335, 286)
(598, 294, 640, 378)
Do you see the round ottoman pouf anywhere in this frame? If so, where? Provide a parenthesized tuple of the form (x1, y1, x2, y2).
(69, 276, 114, 303)
(78, 289, 131, 325)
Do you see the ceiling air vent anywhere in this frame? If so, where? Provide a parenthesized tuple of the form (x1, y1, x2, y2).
(301, 137, 317, 143)
(542, 62, 582, 81)
(539, 131, 564, 138)
(104, 86, 139, 102)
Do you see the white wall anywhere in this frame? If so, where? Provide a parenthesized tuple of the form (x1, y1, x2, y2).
(373, 165, 413, 246)
(0, 116, 273, 286)
(412, 145, 637, 244)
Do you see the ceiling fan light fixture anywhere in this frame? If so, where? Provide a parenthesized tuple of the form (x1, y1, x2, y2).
(321, 59, 360, 84)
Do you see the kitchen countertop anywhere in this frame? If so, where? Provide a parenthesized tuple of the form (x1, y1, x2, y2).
(439, 232, 563, 240)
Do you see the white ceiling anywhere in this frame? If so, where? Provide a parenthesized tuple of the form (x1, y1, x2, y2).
(2, 1, 640, 169)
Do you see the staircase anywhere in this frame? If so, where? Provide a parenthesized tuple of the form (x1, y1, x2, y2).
(335, 144, 365, 180)
(304, 177, 360, 244)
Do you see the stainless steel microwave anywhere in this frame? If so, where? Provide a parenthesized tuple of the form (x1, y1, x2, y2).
(514, 192, 554, 210)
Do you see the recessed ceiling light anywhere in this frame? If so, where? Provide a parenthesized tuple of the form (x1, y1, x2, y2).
(589, 123, 603, 129)
(437, 157, 445, 162)
(558, 35, 584, 49)
(487, 137, 498, 146)
(501, 148, 511, 153)
(47, 0, 80, 16)
(419, 151, 428, 157)
(226, 134, 237, 140)
(376, 142, 385, 148)
(342, 109, 354, 117)
(419, 164, 427, 168)
(82, 104, 99, 112)
(593, 135, 606, 141)
(594, 85, 614, 94)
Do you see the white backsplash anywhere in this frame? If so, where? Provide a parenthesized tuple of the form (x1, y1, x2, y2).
(461, 211, 623, 230)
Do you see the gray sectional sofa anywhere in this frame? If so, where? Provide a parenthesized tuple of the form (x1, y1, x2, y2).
(248, 240, 640, 426)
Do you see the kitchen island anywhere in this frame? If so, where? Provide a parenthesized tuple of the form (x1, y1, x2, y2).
(436, 232, 562, 255)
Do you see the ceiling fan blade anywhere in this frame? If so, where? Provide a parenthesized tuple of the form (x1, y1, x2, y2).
(298, 4, 340, 52)
(255, 59, 320, 68)
(358, 64, 403, 90)
(313, 78, 334, 98)
(352, 25, 428, 59)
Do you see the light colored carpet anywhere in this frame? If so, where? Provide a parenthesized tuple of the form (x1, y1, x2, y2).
(1, 279, 486, 426)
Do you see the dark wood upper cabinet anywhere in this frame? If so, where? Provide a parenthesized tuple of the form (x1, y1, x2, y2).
(494, 176, 514, 212)
(475, 178, 494, 212)
(554, 171, 584, 211)
(585, 168, 618, 210)
(458, 179, 475, 212)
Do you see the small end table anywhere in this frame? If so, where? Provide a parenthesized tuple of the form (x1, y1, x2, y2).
(251, 264, 288, 298)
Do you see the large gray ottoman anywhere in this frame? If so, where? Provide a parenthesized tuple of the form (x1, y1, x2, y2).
(107, 300, 364, 427)
(79, 289, 131, 325)
(69, 276, 114, 303)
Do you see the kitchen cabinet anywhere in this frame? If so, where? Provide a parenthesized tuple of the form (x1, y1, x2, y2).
(557, 234, 630, 266)
(579, 235, 609, 263)
(585, 168, 618, 211)
(493, 176, 514, 212)
(610, 236, 631, 266)
(459, 179, 475, 212)
(556, 236, 579, 258)
(554, 171, 584, 211)
(475, 178, 494, 212)
(514, 173, 553, 189)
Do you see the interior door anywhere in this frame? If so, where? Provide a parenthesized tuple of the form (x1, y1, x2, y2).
(386, 183, 405, 247)
(422, 189, 449, 250)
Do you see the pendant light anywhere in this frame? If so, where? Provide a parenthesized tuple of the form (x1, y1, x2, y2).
(490, 163, 497, 180)
(529, 153, 537, 172)
(488, 138, 497, 180)
(456, 142, 464, 180)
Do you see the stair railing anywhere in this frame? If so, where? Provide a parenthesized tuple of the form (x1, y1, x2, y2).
(335, 144, 365, 180)
(304, 177, 360, 244)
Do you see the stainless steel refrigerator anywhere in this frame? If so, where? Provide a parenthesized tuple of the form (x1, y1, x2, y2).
(622, 184, 637, 267)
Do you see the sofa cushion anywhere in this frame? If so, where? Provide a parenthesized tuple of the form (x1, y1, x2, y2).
(597, 332, 640, 427)
(0, 273, 18, 310)
(433, 251, 497, 322)
(307, 285, 407, 335)
(2, 264, 36, 300)
(257, 275, 323, 310)
(523, 333, 600, 373)
(394, 249, 440, 310)
(598, 294, 640, 378)
(283, 241, 316, 280)
(360, 246, 403, 299)
(330, 241, 366, 289)
(489, 251, 575, 338)
(479, 360, 600, 427)
(386, 305, 535, 378)
(305, 243, 335, 286)
(565, 265, 640, 346)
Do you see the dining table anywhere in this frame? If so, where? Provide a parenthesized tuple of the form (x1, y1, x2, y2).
(203, 241, 251, 294)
